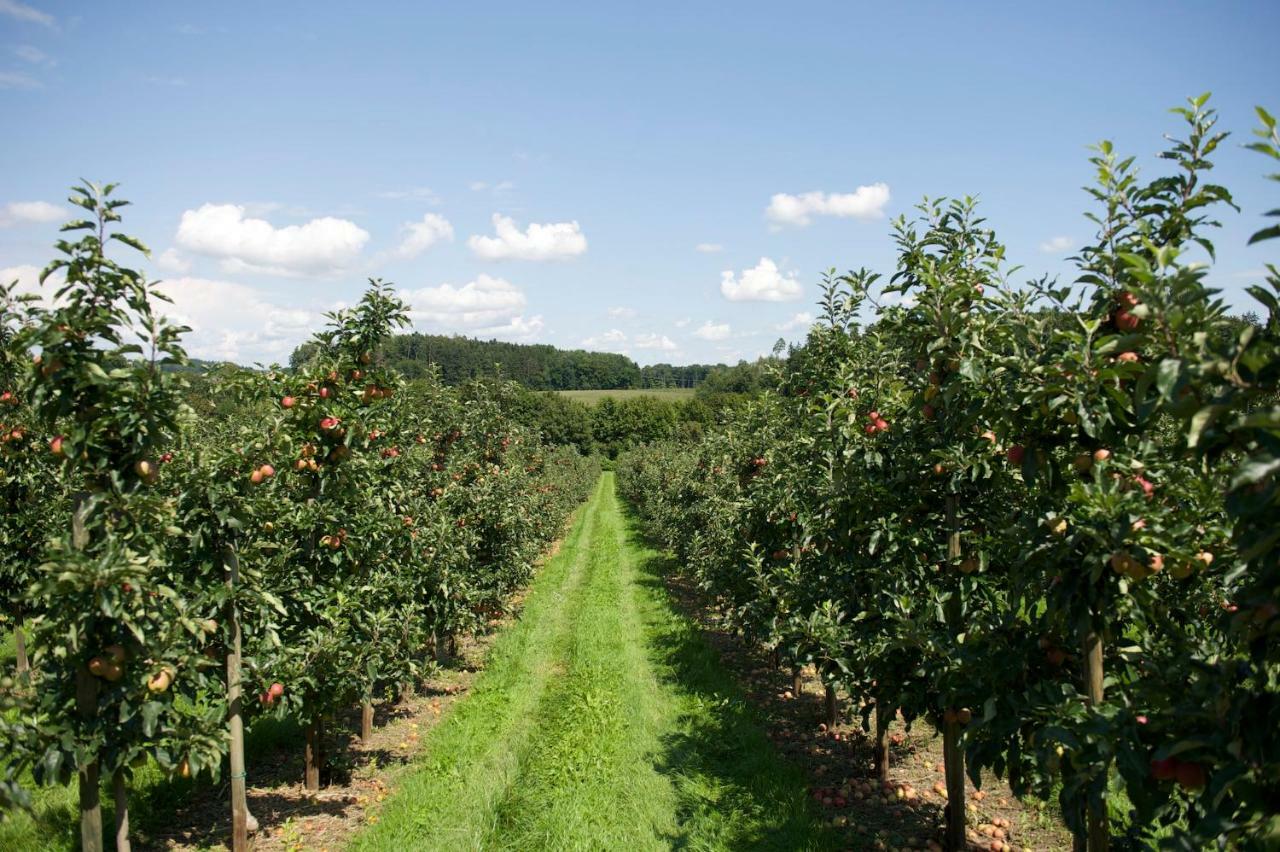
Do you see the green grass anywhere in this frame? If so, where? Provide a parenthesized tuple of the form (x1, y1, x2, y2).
(353, 472, 829, 851)
(555, 388, 696, 405)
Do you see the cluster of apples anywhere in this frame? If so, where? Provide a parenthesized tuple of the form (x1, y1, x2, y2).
(258, 681, 285, 707)
(864, 410, 890, 435)
(87, 644, 127, 681)
(249, 463, 275, 484)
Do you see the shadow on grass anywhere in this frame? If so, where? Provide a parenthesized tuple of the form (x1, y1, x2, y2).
(620, 509, 835, 851)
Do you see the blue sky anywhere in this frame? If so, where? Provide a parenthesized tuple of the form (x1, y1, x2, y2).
(2, 1, 1277, 366)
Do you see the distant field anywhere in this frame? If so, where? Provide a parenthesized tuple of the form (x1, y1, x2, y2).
(556, 388, 696, 405)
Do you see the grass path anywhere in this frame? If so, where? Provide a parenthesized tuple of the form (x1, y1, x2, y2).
(353, 472, 830, 851)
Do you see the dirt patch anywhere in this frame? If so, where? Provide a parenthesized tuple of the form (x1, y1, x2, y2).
(661, 570, 1073, 852)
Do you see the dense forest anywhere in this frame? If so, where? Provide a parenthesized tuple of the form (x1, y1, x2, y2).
(289, 333, 731, 390)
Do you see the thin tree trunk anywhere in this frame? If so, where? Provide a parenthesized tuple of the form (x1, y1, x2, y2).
(873, 698, 893, 782)
(73, 495, 103, 852)
(791, 666, 803, 697)
(824, 683, 838, 728)
(113, 770, 131, 852)
(943, 715, 966, 851)
(1082, 627, 1109, 852)
(943, 495, 967, 851)
(304, 719, 321, 792)
(361, 700, 374, 745)
(224, 545, 250, 851)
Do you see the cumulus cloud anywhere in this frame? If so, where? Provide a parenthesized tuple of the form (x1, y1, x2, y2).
(0, 0, 55, 27)
(1039, 235, 1073, 253)
(395, 213, 454, 259)
(634, 332, 678, 352)
(0, 200, 65, 226)
(720, 257, 803, 302)
(476, 314, 543, 341)
(766, 183, 890, 227)
(581, 329, 628, 353)
(607, 306, 637, 319)
(693, 320, 731, 341)
(154, 248, 192, 274)
(695, 243, 723, 253)
(376, 186, 440, 204)
(399, 274, 530, 332)
(0, 263, 44, 299)
(467, 214, 587, 261)
(777, 312, 814, 333)
(154, 277, 319, 363)
(175, 203, 370, 276)
(0, 71, 40, 89)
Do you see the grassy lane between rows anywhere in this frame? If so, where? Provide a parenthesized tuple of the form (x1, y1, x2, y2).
(353, 472, 831, 851)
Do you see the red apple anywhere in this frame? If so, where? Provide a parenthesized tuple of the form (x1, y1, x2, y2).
(50, 435, 65, 456)
(259, 464, 275, 478)
(1175, 761, 1207, 790)
(281, 396, 296, 409)
(1007, 445, 1026, 465)
(269, 682, 284, 699)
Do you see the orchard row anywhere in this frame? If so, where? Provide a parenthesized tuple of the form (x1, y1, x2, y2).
(0, 182, 598, 851)
(619, 97, 1280, 850)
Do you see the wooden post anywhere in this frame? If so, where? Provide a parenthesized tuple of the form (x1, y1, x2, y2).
(305, 718, 321, 792)
(361, 700, 374, 745)
(112, 770, 131, 852)
(824, 683, 838, 728)
(873, 698, 893, 782)
(943, 495, 967, 852)
(73, 495, 103, 852)
(224, 545, 250, 851)
(1082, 627, 1109, 852)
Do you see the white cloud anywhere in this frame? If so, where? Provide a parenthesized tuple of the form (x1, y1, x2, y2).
(695, 243, 723, 253)
(14, 44, 52, 65)
(777, 312, 813, 333)
(694, 320, 731, 341)
(766, 183, 890, 227)
(674, 317, 691, 328)
(634, 332, 678, 351)
(155, 277, 318, 363)
(0, 0, 55, 27)
(395, 213, 454, 259)
(581, 328, 628, 353)
(0, 200, 65, 226)
(467, 214, 587, 261)
(470, 180, 515, 195)
(607, 306, 636, 319)
(155, 249, 191, 274)
(1038, 235, 1073, 253)
(175, 203, 370, 276)
(476, 314, 543, 341)
(0, 264, 43, 299)
(376, 186, 440, 204)
(0, 71, 40, 89)
(399, 274, 529, 331)
(720, 257, 803, 302)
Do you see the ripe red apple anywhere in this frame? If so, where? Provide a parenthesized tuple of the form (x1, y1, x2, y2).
(922, 404, 936, 420)
(868, 410, 880, 421)
(874, 418, 889, 431)
(1006, 445, 1026, 465)
(259, 464, 275, 478)
(1117, 351, 1140, 363)
(319, 416, 340, 431)
(1116, 290, 1139, 309)
(1133, 476, 1155, 498)
(250, 469, 264, 484)
(269, 682, 284, 699)
(281, 396, 296, 409)
(50, 435, 65, 456)
(1115, 309, 1140, 331)
(1092, 448, 1111, 463)
(319, 386, 331, 399)
(1175, 761, 1207, 790)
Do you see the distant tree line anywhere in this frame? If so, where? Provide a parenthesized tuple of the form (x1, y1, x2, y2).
(288, 332, 757, 391)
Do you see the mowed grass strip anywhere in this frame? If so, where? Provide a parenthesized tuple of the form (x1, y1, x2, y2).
(350, 477, 604, 850)
(353, 473, 830, 851)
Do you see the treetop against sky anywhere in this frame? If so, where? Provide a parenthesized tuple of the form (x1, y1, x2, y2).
(1, 1, 1276, 366)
